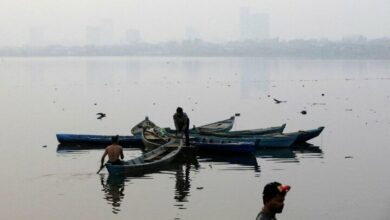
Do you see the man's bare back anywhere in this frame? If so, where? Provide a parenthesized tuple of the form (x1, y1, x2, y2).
(100, 139, 124, 169)
(105, 144, 124, 162)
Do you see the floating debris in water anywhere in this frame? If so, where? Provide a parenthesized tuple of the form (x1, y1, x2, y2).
(345, 109, 353, 111)
(196, 187, 204, 190)
(321, 93, 325, 96)
(300, 110, 307, 115)
(235, 113, 241, 116)
(94, 103, 97, 106)
(344, 156, 353, 159)
(42, 145, 47, 148)
(311, 103, 326, 106)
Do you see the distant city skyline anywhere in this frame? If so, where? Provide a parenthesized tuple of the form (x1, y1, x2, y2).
(0, 0, 389, 46)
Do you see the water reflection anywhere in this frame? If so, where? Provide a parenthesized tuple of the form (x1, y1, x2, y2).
(98, 154, 200, 213)
(197, 154, 260, 172)
(100, 174, 126, 214)
(255, 144, 323, 163)
(174, 159, 198, 207)
(94, 145, 321, 215)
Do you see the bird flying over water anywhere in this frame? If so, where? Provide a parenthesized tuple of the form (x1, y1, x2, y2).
(96, 113, 106, 120)
(273, 98, 287, 104)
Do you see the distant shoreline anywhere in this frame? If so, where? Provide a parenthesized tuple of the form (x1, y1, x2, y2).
(1, 38, 389, 59)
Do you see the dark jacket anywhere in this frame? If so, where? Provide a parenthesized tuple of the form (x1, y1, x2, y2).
(173, 112, 189, 132)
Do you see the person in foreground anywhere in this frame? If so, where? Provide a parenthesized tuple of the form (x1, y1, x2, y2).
(256, 182, 291, 220)
(100, 135, 124, 169)
(173, 107, 190, 146)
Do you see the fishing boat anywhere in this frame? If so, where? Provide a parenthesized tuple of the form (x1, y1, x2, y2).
(194, 116, 235, 133)
(192, 137, 256, 154)
(56, 134, 142, 146)
(142, 127, 255, 154)
(132, 116, 236, 136)
(198, 133, 299, 148)
(198, 124, 286, 137)
(131, 116, 159, 136)
(105, 139, 183, 175)
(195, 126, 324, 147)
(141, 128, 172, 150)
(289, 126, 325, 143)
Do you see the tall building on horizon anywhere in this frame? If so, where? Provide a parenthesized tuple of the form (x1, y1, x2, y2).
(240, 8, 269, 41)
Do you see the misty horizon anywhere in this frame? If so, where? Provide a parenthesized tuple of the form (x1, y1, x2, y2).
(1, 0, 389, 47)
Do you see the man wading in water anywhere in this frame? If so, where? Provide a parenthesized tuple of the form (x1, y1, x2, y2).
(100, 135, 124, 169)
(173, 107, 190, 146)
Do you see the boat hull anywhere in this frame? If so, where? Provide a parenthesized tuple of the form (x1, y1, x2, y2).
(56, 134, 142, 146)
(106, 140, 183, 175)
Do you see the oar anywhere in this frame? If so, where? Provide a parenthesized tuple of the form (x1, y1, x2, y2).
(97, 165, 105, 174)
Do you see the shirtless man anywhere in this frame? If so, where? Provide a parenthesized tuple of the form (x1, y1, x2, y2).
(100, 135, 124, 169)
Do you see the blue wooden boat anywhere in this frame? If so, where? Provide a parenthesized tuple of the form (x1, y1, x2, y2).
(105, 139, 183, 175)
(195, 126, 324, 147)
(56, 134, 142, 146)
(289, 126, 325, 143)
(198, 124, 286, 137)
(197, 133, 299, 148)
(142, 127, 255, 154)
(192, 137, 255, 154)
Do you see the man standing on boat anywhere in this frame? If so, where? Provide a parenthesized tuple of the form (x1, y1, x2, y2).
(256, 182, 291, 220)
(100, 135, 124, 169)
(173, 107, 190, 146)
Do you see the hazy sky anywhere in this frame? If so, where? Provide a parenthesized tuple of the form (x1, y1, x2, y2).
(0, 0, 389, 46)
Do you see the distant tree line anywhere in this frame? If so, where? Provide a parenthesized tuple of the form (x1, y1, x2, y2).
(1, 38, 389, 59)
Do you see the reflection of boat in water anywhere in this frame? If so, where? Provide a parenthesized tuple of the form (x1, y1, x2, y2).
(99, 155, 199, 213)
(255, 144, 323, 162)
(100, 174, 126, 214)
(197, 153, 260, 172)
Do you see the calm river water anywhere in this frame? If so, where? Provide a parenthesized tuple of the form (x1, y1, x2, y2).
(0, 57, 389, 219)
